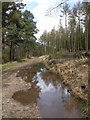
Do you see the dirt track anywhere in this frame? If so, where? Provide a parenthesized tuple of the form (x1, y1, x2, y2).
(2, 57, 42, 118)
(2, 56, 88, 118)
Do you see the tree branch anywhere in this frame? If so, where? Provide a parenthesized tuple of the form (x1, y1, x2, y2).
(45, 0, 68, 16)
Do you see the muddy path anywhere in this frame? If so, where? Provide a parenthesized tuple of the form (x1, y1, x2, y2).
(2, 56, 82, 118)
(2, 57, 42, 79)
(2, 57, 42, 118)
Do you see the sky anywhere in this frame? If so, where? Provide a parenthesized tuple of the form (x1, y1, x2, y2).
(22, 0, 82, 39)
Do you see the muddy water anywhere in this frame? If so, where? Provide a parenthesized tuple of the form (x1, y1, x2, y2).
(12, 64, 81, 118)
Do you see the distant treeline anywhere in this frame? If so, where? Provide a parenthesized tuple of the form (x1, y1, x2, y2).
(40, 1, 90, 55)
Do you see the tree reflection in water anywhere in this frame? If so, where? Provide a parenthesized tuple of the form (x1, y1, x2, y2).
(13, 65, 81, 118)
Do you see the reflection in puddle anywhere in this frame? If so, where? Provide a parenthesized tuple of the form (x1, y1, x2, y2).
(13, 64, 81, 118)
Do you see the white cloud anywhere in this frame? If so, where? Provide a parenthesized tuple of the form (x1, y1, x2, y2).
(23, 0, 78, 39)
(22, 0, 61, 39)
(23, 0, 33, 4)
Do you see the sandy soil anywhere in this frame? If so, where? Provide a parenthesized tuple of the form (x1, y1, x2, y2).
(2, 57, 42, 118)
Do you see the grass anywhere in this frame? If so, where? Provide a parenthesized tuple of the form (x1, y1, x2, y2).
(2, 59, 29, 72)
(74, 58, 88, 68)
(2, 61, 18, 72)
(51, 51, 75, 60)
(79, 100, 89, 118)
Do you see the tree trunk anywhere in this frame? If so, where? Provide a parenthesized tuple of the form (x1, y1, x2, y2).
(88, 15, 90, 50)
(10, 41, 14, 61)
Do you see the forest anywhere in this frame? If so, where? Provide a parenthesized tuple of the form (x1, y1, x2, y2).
(2, 1, 90, 63)
(2, 2, 42, 63)
(40, 1, 90, 57)
(1, 0, 90, 118)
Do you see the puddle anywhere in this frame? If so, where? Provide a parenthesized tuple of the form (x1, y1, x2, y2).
(12, 63, 82, 118)
(12, 87, 40, 105)
(16, 63, 44, 83)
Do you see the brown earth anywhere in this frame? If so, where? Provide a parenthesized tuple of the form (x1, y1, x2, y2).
(2, 57, 42, 118)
